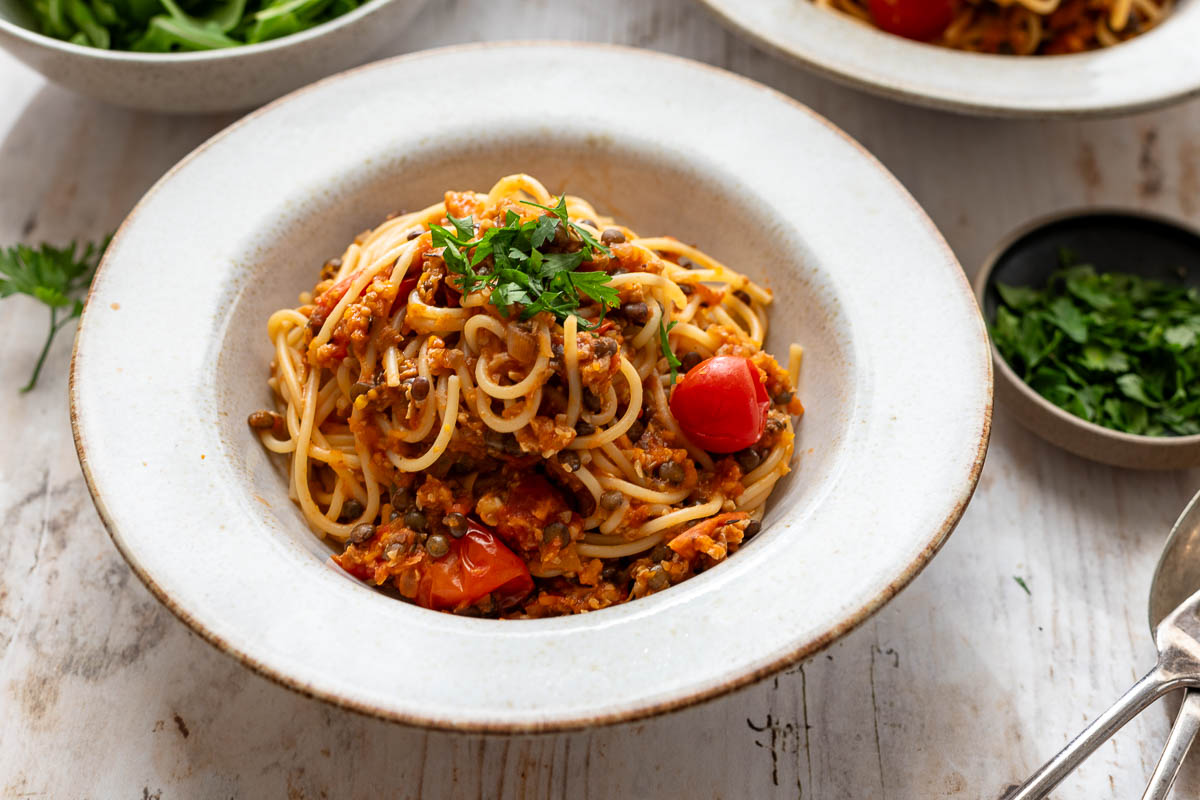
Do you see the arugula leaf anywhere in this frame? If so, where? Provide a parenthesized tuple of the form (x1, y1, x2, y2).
(990, 252, 1200, 437)
(0, 238, 108, 392)
(657, 305, 681, 385)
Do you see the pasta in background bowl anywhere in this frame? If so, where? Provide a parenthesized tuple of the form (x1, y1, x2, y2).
(71, 43, 991, 730)
(696, 0, 1200, 116)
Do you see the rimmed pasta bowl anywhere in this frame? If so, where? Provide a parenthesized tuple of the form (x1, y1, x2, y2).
(71, 42, 992, 731)
(696, 0, 1200, 117)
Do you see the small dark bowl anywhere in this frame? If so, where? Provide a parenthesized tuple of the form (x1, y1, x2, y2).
(975, 209, 1200, 470)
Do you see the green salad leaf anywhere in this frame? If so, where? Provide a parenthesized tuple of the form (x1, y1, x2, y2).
(23, 0, 362, 51)
(990, 249, 1200, 436)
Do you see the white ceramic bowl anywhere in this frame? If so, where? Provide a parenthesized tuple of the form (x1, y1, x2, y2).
(71, 42, 992, 731)
(697, 0, 1200, 117)
(0, 0, 427, 113)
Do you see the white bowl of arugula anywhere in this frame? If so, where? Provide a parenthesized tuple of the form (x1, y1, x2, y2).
(0, 0, 427, 112)
(977, 209, 1200, 470)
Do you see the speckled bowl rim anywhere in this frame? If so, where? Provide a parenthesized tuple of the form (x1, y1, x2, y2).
(696, 0, 1200, 118)
(70, 41, 993, 733)
(0, 0, 399, 63)
(974, 207, 1200, 455)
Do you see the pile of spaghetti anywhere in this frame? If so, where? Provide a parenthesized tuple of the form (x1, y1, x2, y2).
(250, 174, 804, 618)
(816, 0, 1170, 54)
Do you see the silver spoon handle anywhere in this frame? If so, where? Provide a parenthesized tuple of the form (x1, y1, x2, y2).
(1009, 669, 1167, 800)
(1143, 689, 1200, 800)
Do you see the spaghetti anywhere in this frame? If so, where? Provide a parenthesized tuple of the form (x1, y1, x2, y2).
(250, 174, 804, 617)
(815, 0, 1170, 54)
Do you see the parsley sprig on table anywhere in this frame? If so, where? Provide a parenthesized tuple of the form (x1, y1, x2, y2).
(428, 196, 619, 328)
(991, 250, 1200, 436)
(0, 239, 107, 392)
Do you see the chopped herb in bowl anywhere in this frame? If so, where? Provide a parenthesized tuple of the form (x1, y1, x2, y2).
(990, 250, 1200, 437)
(21, 0, 367, 51)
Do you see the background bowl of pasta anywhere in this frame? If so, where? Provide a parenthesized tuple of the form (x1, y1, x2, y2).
(70, 42, 992, 730)
(697, 0, 1200, 116)
(0, 0, 428, 112)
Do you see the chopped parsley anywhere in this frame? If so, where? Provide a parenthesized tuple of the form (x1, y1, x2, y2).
(658, 307, 681, 384)
(1013, 576, 1031, 595)
(1, 238, 108, 392)
(428, 196, 618, 328)
(991, 249, 1200, 436)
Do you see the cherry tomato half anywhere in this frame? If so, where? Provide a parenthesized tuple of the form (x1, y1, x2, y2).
(867, 0, 958, 41)
(668, 356, 769, 453)
(419, 518, 534, 611)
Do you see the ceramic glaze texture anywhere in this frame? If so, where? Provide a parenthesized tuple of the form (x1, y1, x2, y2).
(698, 0, 1200, 117)
(70, 43, 992, 730)
(0, 0, 428, 112)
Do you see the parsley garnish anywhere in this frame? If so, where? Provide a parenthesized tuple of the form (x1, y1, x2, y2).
(991, 249, 1200, 436)
(428, 195, 618, 328)
(1, 238, 108, 392)
(658, 305, 681, 385)
(1013, 576, 1032, 595)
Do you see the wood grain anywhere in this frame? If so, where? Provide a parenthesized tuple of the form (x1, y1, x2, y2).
(3, 1, 1200, 796)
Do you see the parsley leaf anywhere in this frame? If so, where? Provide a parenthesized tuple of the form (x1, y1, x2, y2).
(657, 304, 681, 385)
(0, 238, 108, 392)
(428, 194, 619, 327)
(990, 251, 1200, 436)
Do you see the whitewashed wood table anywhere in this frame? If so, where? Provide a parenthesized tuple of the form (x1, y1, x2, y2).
(2, 1, 1200, 797)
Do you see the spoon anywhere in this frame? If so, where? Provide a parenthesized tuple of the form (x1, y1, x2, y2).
(1142, 490, 1200, 799)
(1008, 488, 1200, 799)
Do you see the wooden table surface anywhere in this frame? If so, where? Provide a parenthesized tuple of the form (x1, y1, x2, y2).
(3, 1, 1200, 797)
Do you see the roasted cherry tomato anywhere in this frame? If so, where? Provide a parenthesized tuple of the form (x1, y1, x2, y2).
(419, 518, 534, 611)
(867, 0, 957, 41)
(668, 356, 769, 453)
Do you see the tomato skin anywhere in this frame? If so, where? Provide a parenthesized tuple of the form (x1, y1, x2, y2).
(867, 0, 957, 41)
(669, 356, 769, 453)
(420, 519, 534, 611)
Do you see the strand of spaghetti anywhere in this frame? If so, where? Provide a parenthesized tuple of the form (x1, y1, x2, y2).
(564, 314, 583, 426)
(569, 357, 643, 449)
(597, 474, 691, 504)
(745, 441, 790, 485)
(598, 500, 628, 535)
(577, 532, 664, 559)
(721, 294, 765, 345)
(475, 387, 542, 433)
(582, 384, 618, 426)
(647, 375, 716, 472)
(676, 293, 703, 325)
(383, 346, 401, 386)
(463, 314, 506, 352)
(788, 344, 804, 385)
(573, 465, 606, 528)
(407, 289, 469, 333)
(331, 243, 361, 282)
(600, 442, 641, 483)
(631, 299, 662, 349)
(274, 333, 304, 408)
(670, 321, 720, 351)
(386, 375, 461, 472)
(293, 369, 353, 537)
(488, 174, 553, 206)
(396, 338, 437, 443)
(267, 308, 309, 335)
(607, 272, 688, 310)
(314, 239, 416, 347)
(635, 495, 725, 537)
(475, 326, 551, 400)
